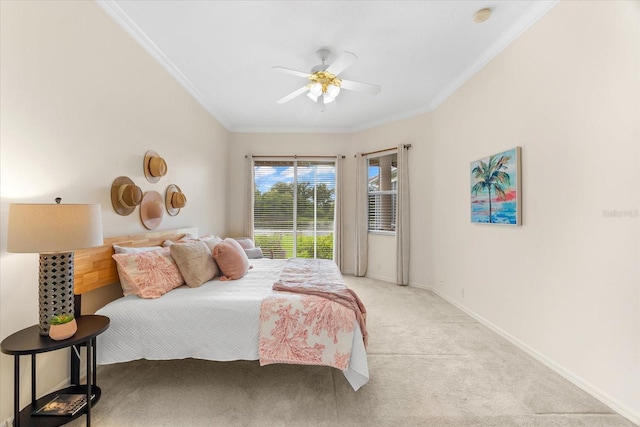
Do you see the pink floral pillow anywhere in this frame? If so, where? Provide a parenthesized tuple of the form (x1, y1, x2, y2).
(112, 247, 184, 298)
(212, 238, 251, 281)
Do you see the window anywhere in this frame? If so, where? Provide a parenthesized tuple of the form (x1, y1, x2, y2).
(253, 158, 336, 260)
(368, 152, 397, 232)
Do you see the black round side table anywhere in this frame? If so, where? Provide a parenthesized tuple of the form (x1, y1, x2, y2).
(1, 315, 109, 427)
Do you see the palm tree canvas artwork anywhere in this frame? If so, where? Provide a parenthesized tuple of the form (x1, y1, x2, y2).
(470, 147, 521, 225)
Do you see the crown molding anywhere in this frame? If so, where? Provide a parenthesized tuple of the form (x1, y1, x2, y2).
(228, 125, 354, 134)
(427, 0, 559, 112)
(96, 0, 558, 135)
(96, 0, 232, 130)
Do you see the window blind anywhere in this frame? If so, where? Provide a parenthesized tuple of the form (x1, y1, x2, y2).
(368, 152, 397, 232)
(253, 158, 336, 259)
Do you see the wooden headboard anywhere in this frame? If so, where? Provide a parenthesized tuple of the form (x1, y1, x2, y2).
(73, 227, 198, 294)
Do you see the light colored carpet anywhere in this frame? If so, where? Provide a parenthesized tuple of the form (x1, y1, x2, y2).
(69, 276, 635, 427)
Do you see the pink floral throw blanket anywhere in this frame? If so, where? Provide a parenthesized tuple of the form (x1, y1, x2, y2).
(259, 258, 368, 371)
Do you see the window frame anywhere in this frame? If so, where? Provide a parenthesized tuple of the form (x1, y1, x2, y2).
(366, 150, 398, 235)
(252, 156, 338, 259)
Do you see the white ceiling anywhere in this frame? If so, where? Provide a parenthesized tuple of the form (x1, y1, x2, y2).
(98, 0, 557, 133)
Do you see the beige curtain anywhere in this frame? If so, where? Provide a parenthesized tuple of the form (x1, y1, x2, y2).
(334, 156, 343, 270)
(355, 153, 368, 276)
(245, 155, 255, 239)
(396, 144, 410, 285)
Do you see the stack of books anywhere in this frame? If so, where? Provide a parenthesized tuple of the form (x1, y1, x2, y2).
(33, 393, 95, 417)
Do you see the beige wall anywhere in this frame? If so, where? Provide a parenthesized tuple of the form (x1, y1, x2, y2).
(0, 1, 229, 421)
(429, 0, 639, 420)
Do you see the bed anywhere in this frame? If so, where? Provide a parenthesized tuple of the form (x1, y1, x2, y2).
(73, 228, 369, 391)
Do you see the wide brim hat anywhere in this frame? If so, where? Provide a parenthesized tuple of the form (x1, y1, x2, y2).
(165, 184, 187, 216)
(140, 191, 164, 230)
(144, 150, 168, 183)
(111, 176, 143, 216)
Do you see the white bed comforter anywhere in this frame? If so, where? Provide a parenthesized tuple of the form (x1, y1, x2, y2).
(95, 259, 369, 390)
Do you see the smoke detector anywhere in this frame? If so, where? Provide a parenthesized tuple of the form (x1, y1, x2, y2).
(474, 8, 492, 23)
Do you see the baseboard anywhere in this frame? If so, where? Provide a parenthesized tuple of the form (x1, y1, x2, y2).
(408, 280, 430, 290)
(365, 272, 395, 283)
(422, 284, 640, 426)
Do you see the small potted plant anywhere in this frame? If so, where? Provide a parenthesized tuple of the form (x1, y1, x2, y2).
(49, 313, 77, 341)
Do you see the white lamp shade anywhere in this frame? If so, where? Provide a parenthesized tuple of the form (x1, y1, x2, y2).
(323, 93, 335, 104)
(327, 84, 340, 98)
(7, 203, 103, 253)
(309, 83, 323, 97)
(307, 92, 319, 102)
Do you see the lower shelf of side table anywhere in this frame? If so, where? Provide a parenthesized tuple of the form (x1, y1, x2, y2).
(16, 385, 101, 427)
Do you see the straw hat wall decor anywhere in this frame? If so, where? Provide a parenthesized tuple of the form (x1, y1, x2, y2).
(144, 150, 168, 183)
(140, 191, 164, 230)
(111, 176, 143, 216)
(165, 184, 187, 216)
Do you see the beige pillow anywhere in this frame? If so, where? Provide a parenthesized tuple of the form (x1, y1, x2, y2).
(170, 240, 219, 287)
(212, 238, 251, 281)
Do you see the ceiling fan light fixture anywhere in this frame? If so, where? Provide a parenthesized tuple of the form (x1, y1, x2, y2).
(273, 50, 380, 107)
(327, 84, 340, 98)
(310, 83, 323, 97)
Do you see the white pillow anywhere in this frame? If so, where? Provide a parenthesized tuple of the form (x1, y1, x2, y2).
(232, 237, 255, 250)
(113, 244, 162, 254)
(244, 247, 263, 259)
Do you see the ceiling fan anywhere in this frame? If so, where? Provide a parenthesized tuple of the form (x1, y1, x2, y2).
(273, 49, 381, 106)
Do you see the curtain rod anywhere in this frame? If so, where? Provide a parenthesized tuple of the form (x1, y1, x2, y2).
(245, 155, 345, 159)
(357, 144, 412, 157)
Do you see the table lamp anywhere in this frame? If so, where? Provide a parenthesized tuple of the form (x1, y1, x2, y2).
(7, 199, 103, 335)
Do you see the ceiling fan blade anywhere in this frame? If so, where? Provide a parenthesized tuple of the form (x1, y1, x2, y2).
(272, 66, 310, 79)
(340, 78, 382, 95)
(326, 51, 358, 76)
(276, 86, 309, 104)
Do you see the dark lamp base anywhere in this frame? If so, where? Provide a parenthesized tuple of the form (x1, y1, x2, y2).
(38, 252, 75, 335)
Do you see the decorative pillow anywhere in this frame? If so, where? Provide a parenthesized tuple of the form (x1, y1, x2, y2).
(202, 236, 223, 252)
(232, 237, 255, 250)
(162, 233, 196, 247)
(231, 238, 264, 259)
(212, 238, 251, 281)
(113, 244, 162, 254)
(112, 247, 184, 298)
(170, 240, 219, 287)
(198, 233, 218, 240)
(112, 245, 163, 295)
(244, 247, 263, 259)
(163, 233, 220, 247)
